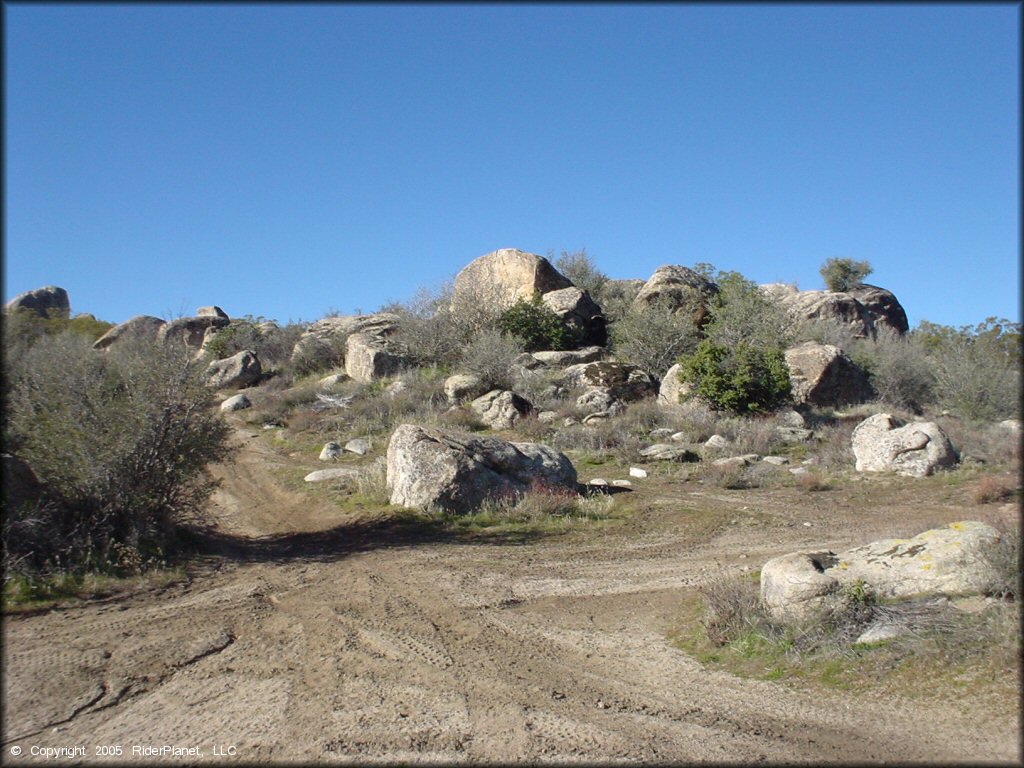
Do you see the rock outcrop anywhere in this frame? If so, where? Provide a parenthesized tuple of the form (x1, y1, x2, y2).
(657, 362, 690, 407)
(848, 284, 909, 335)
(761, 521, 1005, 623)
(851, 413, 958, 477)
(93, 315, 166, 350)
(5, 285, 70, 320)
(158, 315, 230, 351)
(470, 390, 533, 430)
(760, 283, 908, 339)
(386, 424, 577, 514)
(345, 332, 405, 383)
(784, 341, 873, 408)
(540, 287, 607, 347)
(452, 248, 572, 310)
(560, 361, 658, 403)
(290, 313, 400, 371)
(632, 266, 718, 326)
(206, 350, 262, 390)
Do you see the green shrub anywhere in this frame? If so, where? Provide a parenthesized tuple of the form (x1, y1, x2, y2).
(203, 316, 304, 372)
(705, 271, 794, 350)
(819, 257, 873, 292)
(553, 248, 608, 298)
(497, 294, 574, 352)
(679, 339, 791, 415)
(3, 332, 232, 576)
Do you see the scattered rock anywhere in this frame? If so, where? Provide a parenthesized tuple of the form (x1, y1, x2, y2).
(444, 374, 487, 405)
(4, 285, 70, 319)
(776, 408, 807, 428)
(470, 390, 533, 430)
(712, 454, 759, 467)
(576, 387, 617, 413)
(704, 434, 731, 450)
(761, 455, 789, 466)
(670, 431, 688, 442)
(304, 467, 357, 483)
(657, 362, 692, 407)
(344, 438, 370, 456)
(386, 424, 577, 514)
(852, 413, 958, 477)
(291, 313, 400, 370)
(611, 479, 632, 487)
(629, 467, 648, 478)
(854, 622, 904, 645)
(561, 361, 658, 403)
(531, 347, 605, 367)
(639, 444, 700, 462)
(537, 411, 559, 424)
(93, 315, 166, 350)
(589, 478, 608, 487)
(789, 467, 809, 476)
(319, 442, 343, 461)
(345, 332, 405, 383)
(219, 394, 252, 412)
(785, 341, 873, 408)
(206, 350, 262, 390)
(158, 315, 229, 351)
(776, 426, 814, 443)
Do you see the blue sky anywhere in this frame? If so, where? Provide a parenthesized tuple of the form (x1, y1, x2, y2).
(4, 4, 1019, 328)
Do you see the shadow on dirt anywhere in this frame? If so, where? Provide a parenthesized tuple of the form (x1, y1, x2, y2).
(182, 515, 549, 566)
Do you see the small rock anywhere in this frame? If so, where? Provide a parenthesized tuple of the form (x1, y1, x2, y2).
(589, 478, 608, 486)
(611, 479, 632, 487)
(629, 467, 648, 478)
(582, 411, 611, 425)
(670, 431, 688, 442)
(319, 372, 349, 388)
(319, 442, 343, 461)
(563, 417, 579, 427)
(762, 455, 789, 466)
(304, 468, 356, 483)
(789, 467, 809, 475)
(344, 438, 370, 456)
(220, 393, 252, 412)
(704, 434, 731, 449)
(537, 411, 559, 424)
(802, 522, 812, 527)
(649, 428, 674, 439)
(855, 622, 904, 645)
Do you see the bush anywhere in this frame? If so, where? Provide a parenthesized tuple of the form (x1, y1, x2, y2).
(679, 339, 791, 415)
(3, 332, 232, 577)
(820, 257, 873, 292)
(705, 271, 794, 350)
(846, 328, 935, 414)
(553, 248, 608, 298)
(497, 294, 574, 352)
(610, 296, 702, 378)
(203, 316, 304, 373)
(385, 284, 465, 369)
(458, 327, 526, 391)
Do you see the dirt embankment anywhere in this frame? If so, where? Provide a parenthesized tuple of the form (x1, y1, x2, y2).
(3, 427, 1019, 764)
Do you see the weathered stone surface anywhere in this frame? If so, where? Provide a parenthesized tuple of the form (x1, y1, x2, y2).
(290, 313, 400, 369)
(386, 424, 577, 514)
(219, 393, 252, 412)
(470, 390, 533, 430)
(762, 455, 790, 466)
(5, 285, 70, 319)
(537, 411, 559, 424)
(852, 413, 958, 477)
(633, 266, 718, 326)
(639, 444, 700, 462)
(834, 521, 1003, 600)
(93, 315, 165, 350)
(531, 346, 605, 367)
(761, 521, 1005, 623)
(761, 552, 846, 623)
(452, 248, 572, 311)
(444, 374, 487, 405)
(776, 408, 807, 428)
(345, 332, 405, 383)
(776, 426, 814, 443)
(704, 434, 731, 450)
(206, 350, 262, 390)
(197, 306, 229, 320)
(576, 387, 617, 414)
(712, 454, 759, 467)
(344, 438, 370, 456)
(159, 315, 229, 351)
(657, 363, 692, 407)
(304, 467, 357, 483)
(561, 361, 657, 403)
(848, 284, 909, 335)
(319, 442, 343, 461)
(540, 287, 607, 347)
(785, 341, 873, 408)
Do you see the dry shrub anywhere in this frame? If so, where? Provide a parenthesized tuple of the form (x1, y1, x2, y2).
(972, 474, 1018, 505)
(697, 570, 776, 647)
(793, 469, 833, 492)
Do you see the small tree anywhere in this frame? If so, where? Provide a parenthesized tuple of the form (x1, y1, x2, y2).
(679, 339, 791, 415)
(820, 258, 873, 292)
(553, 248, 608, 299)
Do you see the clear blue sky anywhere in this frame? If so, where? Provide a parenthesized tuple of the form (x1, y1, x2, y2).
(4, 4, 1019, 328)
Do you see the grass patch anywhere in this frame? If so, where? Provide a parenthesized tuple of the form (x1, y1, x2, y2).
(3, 567, 187, 613)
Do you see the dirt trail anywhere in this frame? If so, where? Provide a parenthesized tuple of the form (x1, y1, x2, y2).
(3, 425, 1019, 764)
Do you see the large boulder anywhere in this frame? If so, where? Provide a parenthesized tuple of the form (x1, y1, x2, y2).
(632, 266, 718, 326)
(657, 362, 691, 407)
(93, 315, 166, 350)
(760, 283, 907, 339)
(290, 313, 400, 370)
(560, 361, 658, 403)
(386, 424, 577, 514)
(206, 350, 262, 390)
(158, 315, 230, 351)
(540, 287, 607, 347)
(5, 286, 70, 320)
(470, 390, 533, 430)
(196, 305, 229, 320)
(451, 248, 572, 311)
(848, 284, 909, 336)
(530, 347, 605, 367)
(444, 374, 487, 405)
(761, 522, 1006, 623)
(784, 341, 873, 408)
(344, 332, 405, 383)
(852, 413, 958, 477)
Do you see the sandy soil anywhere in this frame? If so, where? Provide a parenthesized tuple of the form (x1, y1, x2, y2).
(3, 425, 1020, 764)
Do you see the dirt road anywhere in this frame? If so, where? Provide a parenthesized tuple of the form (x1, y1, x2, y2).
(3, 427, 1019, 764)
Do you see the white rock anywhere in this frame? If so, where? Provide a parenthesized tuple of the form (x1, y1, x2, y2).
(219, 393, 252, 412)
(304, 468, 356, 483)
(344, 439, 370, 456)
(629, 467, 648, 478)
(704, 434, 731, 449)
(319, 442, 343, 461)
